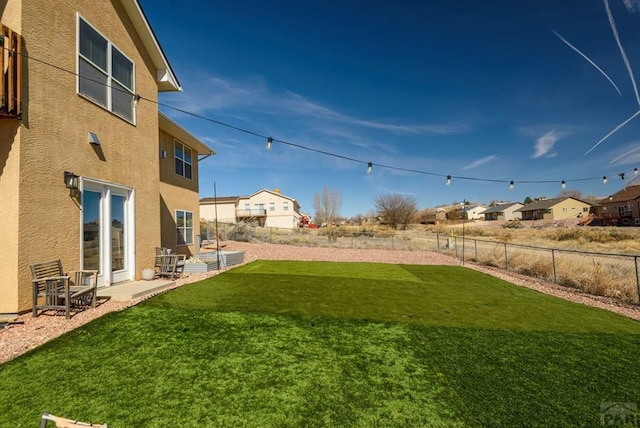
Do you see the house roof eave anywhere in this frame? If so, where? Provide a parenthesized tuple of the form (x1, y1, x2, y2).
(123, 0, 182, 92)
(159, 112, 215, 156)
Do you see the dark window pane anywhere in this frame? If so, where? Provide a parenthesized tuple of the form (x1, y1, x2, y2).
(112, 48, 133, 90)
(79, 59, 108, 107)
(79, 19, 107, 70)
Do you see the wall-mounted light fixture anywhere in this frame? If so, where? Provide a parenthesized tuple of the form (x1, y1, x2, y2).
(159, 148, 167, 158)
(88, 132, 101, 146)
(64, 171, 79, 190)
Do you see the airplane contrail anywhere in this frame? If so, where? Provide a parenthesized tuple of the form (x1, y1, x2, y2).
(585, 109, 640, 155)
(604, 0, 640, 107)
(551, 29, 621, 95)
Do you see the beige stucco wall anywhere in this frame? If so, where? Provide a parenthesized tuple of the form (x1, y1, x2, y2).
(200, 202, 237, 224)
(0, 0, 166, 314)
(250, 191, 301, 229)
(549, 199, 590, 220)
(159, 128, 201, 256)
(0, 122, 21, 315)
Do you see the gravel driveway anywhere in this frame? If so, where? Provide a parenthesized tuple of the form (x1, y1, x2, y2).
(2, 242, 639, 364)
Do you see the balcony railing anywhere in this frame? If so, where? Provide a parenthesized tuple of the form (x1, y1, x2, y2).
(236, 208, 267, 217)
(0, 24, 22, 119)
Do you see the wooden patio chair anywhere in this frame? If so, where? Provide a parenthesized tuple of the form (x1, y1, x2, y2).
(30, 260, 98, 319)
(154, 247, 186, 280)
(40, 412, 107, 427)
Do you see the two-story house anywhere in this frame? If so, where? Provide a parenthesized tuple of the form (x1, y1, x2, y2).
(201, 189, 303, 229)
(0, 0, 213, 317)
(599, 185, 640, 226)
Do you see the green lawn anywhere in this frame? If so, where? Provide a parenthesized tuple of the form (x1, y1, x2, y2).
(1, 260, 639, 427)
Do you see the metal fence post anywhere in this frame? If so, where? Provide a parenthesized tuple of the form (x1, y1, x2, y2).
(474, 239, 478, 262)
(552, 249, 557, 283)
(436, 233, 440, 252)
(504, 243, 508, 271)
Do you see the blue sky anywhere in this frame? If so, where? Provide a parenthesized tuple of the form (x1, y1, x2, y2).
(141, 0, 640, 218)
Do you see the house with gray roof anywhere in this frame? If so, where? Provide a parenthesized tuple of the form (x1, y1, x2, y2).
(483, 202, 524, 221)
(515, 197, 591, 220)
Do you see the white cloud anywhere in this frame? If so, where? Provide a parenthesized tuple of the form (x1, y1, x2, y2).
(162, 70, 469, 137)
(532, 131, 558, 158)
(461, 155, 498, 170)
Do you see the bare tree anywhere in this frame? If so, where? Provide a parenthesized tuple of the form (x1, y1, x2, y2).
(313, 187, 343, 225)
(557, 189, 583, 200)
(374, 194, 418, 229)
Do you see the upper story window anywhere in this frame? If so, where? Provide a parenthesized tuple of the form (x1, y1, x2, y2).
(283, 201, 289, 211)
(77, 16, 135, 123)
(174, 140, 193, 179)
(269, 202, 275, 212)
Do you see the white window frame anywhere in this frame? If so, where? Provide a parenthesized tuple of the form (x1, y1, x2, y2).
(283, 201, 289, 211)
(176, 209, 194, 246)
(174, 140, 193, 179)
(77, 14, 136, 124)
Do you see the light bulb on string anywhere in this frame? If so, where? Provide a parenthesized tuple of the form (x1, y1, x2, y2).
(561, 180, 566, 189)
(266, 137, 273, 151)
(367, 162, 373, 174)
(509, 180, 514, 190)
(446, 175, 451, 186)
(603, 176, 608, 184)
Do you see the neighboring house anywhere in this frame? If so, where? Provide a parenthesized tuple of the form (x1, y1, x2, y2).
(0, 1, 213, 317)
(461, 205, 487, 220)
(483, 203, 524, 221)
(201, 189, 303, 229)
(515, 197, 591, 221)
(598, 184, 640, 226)
(419, 208, 448, 225)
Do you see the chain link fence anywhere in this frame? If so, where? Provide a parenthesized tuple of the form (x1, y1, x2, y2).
(200, 222, 640, 304)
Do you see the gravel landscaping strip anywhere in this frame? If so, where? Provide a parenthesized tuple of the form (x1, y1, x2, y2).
(2, 242, 639, 365)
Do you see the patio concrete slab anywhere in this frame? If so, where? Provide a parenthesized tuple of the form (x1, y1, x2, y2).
(97, 279, 175, 301)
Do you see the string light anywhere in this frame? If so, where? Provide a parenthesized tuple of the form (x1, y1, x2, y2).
(131, 93, 141, 108)
(561, 180, 566, 189)
(10, 44, 639, 191)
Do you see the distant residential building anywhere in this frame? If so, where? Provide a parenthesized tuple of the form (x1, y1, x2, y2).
(483, 203, 524, 221)
(419, 208, 448, 225)
(461, 205, 487, 220)
(200, 189, 302, 229)
(515, 197, 591, 221)
(599, 185, 640, 226)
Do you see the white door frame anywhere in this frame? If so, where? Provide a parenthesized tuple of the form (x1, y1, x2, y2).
(81, 178, 135, 287)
